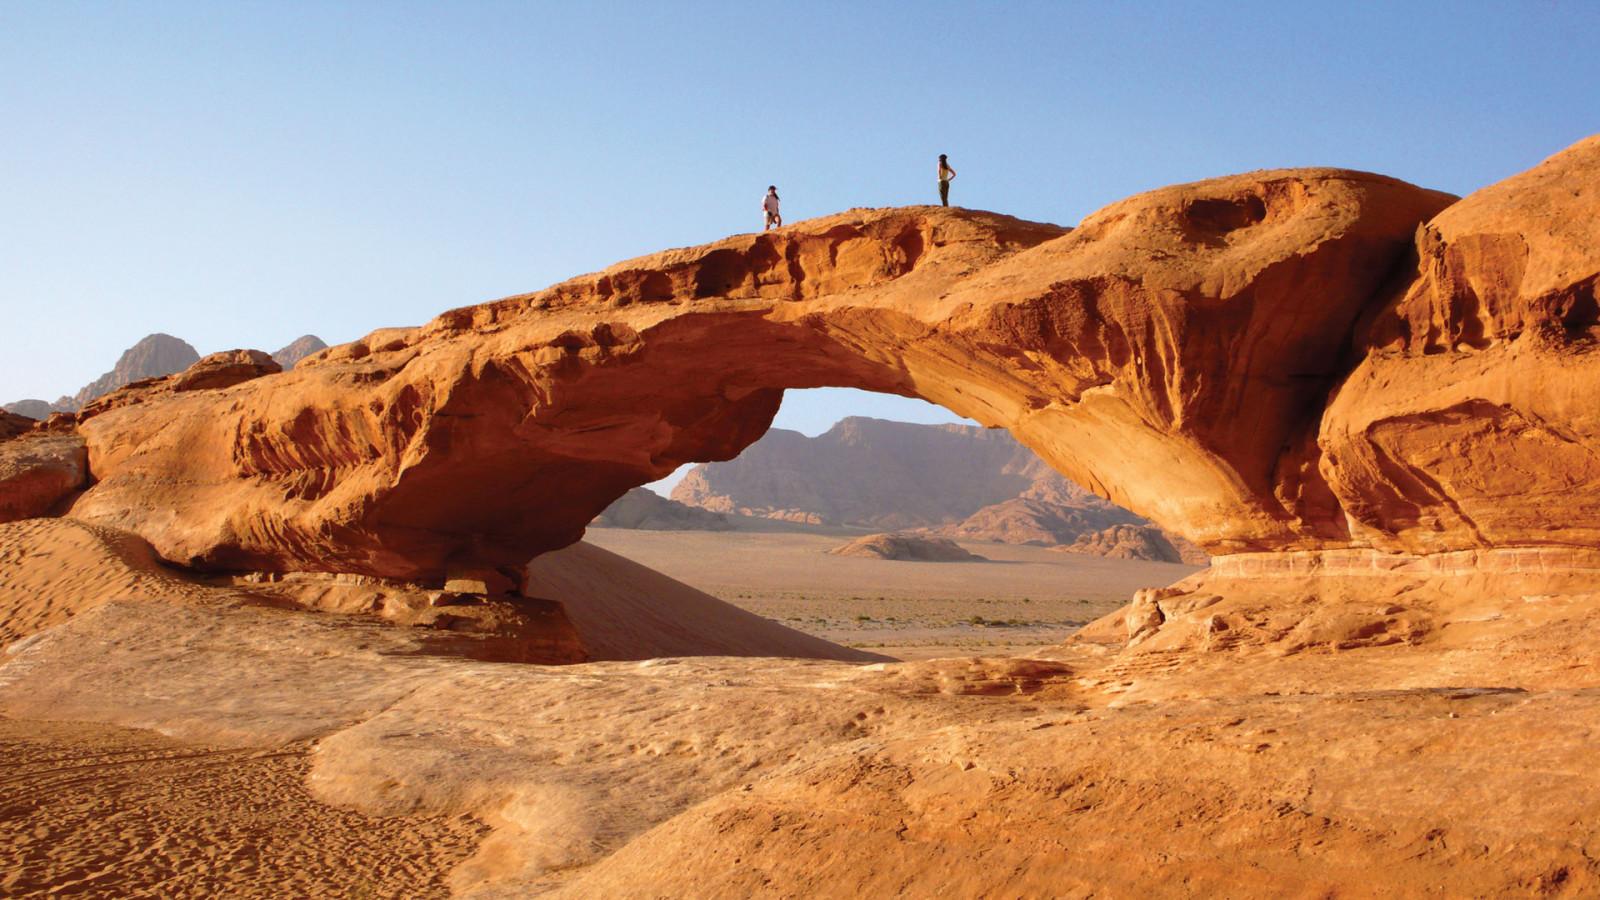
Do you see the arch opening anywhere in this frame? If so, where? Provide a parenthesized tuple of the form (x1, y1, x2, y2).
(66, 170, 1462, 588)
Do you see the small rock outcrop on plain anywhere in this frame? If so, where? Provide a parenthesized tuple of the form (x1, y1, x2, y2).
(826, 532, 987, 562)
(592, 487, 733, 531)
(1059, 524, 1209, 564)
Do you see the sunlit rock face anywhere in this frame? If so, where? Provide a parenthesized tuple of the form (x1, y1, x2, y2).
(1319, 136, 1600, 553)
(58, 139, 1600, 584)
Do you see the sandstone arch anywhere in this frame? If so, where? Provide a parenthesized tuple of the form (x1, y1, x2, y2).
(59, 143, 1599, 586)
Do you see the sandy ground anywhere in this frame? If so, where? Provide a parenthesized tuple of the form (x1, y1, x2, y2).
(586, 527, 1199, 658)
(7, 518, 1600, 896)
(0, 716, 487, 899)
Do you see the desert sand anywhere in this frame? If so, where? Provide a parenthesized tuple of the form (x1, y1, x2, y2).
(0, 717, 485, 898)
(588, 527, 1195, 658)
(2, 135, 1599, 896)
(2, 520, 1598, 896)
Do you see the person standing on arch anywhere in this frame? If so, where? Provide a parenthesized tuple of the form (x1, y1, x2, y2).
(937, 154, 956, 207)
(763, 185, 782, 230)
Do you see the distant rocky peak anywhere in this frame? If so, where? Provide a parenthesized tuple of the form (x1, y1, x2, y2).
(70, 333, 200, 409)
(271, 335, 328, 370)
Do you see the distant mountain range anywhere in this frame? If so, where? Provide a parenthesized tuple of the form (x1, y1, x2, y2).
(596, 417, 1206, 564)
(5, 333, 326, 418)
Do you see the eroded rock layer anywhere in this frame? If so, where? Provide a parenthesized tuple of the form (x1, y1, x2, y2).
(53, 140, 1600, 582)
(1319, 136, 1600, 552)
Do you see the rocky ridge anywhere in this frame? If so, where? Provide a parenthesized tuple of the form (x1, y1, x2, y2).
(669, 416, 1148, 544)
(5, 332, 327, 416)
(593, 487, 735, 531)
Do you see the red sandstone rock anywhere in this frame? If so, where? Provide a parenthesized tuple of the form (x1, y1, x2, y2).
(1319, 136, 1600, 552)
(0, 433, 88, 522)
(63, 151, 1578, 583)
(171, 349, 281, 392)
(0, 411, 35, 442)
(77, 349, 282, 423)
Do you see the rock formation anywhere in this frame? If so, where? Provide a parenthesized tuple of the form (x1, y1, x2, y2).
(4, 137, 1600, 898)
(671, 416, 1145, 543)
(271, 334, 328, 370)
(1317, 136, 1600, 552)
(924, 478, 1145, 545)
(8, 334, 323, 417)
(2, 399, 69, 419)
(673, 417, 1069, 529)
(74, 349, 281, 423)
(1058, 523, 1208, 564)
(826, 533, 986, 562)
(0, 411, 35, 441)
(61, 159, 1478, 583)
(593, 487, 734, 531)
(0, 516, 876, 664)
(0, 431, 87, 523)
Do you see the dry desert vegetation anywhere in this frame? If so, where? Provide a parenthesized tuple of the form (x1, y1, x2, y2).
(2, 135, 1600, 897)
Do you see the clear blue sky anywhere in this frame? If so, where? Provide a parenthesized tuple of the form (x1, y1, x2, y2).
(4, 0, 1597, 433)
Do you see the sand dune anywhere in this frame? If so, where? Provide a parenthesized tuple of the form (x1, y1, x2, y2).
(528, 540, 885, 662)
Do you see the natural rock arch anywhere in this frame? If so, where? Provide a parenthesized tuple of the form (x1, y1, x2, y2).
(59, 138, 1600, 585)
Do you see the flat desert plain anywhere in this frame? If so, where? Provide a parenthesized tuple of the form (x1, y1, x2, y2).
(585, 528, 1200, 658)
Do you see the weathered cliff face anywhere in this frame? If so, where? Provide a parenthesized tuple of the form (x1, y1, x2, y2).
(1319, 136, 1600, 552)
(57, 141, 1598, 585)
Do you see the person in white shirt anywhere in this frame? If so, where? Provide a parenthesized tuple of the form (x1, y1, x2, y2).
(938, 154, 956, 207)
(763, 186, 782, 230)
